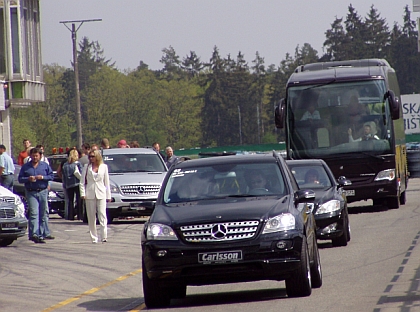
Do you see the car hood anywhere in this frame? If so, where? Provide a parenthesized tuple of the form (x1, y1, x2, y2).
(109, 172, 166, 185)
(312, 187, 338, 205)
(152, 195, 296, 226)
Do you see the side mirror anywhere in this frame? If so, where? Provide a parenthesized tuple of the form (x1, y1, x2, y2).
(294, 189, 315, 204)
(275, 98, 286, 129)
(385, 90, 400, 120)
(337, 176, 352, 188)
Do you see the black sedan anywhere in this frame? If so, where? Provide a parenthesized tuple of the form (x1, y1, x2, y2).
(141, 152, 322, 308)
(287, 159, 352, 247)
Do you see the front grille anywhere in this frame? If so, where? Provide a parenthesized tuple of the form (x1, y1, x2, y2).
(0, 196, 15, 204)
(180, 221, 259, 242)
(0, 207, 15, 219)
(120, 184, 161, 195)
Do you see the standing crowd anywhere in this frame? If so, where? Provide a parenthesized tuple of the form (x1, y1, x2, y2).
(5, 138, 179, 244)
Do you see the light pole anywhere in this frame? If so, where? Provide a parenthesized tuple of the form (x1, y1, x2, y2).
(60, 19, 102, 148)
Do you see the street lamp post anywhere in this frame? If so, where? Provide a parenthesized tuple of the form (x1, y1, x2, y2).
(60, 19, 102, 148)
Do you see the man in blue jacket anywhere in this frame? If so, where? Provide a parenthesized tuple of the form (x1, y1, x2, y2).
(18, 147, 54, 243)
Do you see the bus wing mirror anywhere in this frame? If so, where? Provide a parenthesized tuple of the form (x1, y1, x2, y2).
(275, 98, 285, 129)
(385, 90, 400, 120)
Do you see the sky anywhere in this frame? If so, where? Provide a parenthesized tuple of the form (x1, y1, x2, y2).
(40, 1, 414, 72)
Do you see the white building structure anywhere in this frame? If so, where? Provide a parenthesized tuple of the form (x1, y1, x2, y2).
(0, 0, 44, 151)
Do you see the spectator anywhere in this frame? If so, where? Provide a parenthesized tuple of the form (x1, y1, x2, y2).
(79, 143, 91, 166)
(62, 149, 83, 220)
(18, 147, 54, 243)
(101, 138, 110, 149)
(0, 144, 15, 191)
(24, 144, 50, 164)
(130, 141, 140, 148)
(152, 142, 166, 161)
(18, 139, 31, 165)
(91, 144, 99, 151)
(165, 146, 179, 169)
(80, 150, 111, 243)
(117, 139, 130, 148)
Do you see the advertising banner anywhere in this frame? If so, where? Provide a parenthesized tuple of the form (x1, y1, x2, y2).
(402, 94, 420, 134)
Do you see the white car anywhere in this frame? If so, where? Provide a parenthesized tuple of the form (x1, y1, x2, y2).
(0, 185, 28, 247)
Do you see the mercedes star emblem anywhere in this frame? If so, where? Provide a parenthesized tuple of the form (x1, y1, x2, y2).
(211, 224, 228, 239)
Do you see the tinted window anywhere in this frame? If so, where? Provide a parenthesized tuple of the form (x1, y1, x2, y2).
(103, 154, 166, 173)
(288, 165, 332, 188)
(163, 162, 286, 204)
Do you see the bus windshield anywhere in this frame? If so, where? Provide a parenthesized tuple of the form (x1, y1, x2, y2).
(286, 80, 392, 158)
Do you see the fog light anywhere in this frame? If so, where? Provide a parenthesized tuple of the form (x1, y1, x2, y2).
(156, 250, 168, 257)
(276, 241, 287, 249)
(321, 223, 337, 234)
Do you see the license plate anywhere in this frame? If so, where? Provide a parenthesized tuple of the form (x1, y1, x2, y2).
(198, 250, 243, 264)
(1, 222, 17, 230)
(130, 203, 146, 210)
(344, 190, 355, 196)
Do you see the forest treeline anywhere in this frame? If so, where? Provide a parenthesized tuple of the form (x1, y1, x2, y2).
(10, 5, 420, 158)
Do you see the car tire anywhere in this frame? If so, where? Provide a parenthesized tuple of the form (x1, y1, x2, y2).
(310, 235, 322, 288)
(106, 210, 114, 224)
(0, 238, 15, 247)
(345, 212, 351, 242)
(332, 212, 349, 247)
(142, 260, 171, 308)
(286, 236, 312, 297)
(171, 283, 187, 299)
(387, 197, 400, 209)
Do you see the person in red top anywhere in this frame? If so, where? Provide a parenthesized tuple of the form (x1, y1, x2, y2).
(18, 139, 31, 165)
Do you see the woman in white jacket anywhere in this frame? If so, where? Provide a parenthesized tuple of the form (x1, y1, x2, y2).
(80, 149, 111, 243)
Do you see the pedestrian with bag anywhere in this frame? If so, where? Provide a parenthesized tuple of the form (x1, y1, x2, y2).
(79, 150, 111, 243)
(62, 149, 83, 220)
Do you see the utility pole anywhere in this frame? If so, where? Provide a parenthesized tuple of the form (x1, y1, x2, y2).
(60, 19, 102, 148)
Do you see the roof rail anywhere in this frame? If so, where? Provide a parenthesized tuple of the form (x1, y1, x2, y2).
(295, 58, 390, 73)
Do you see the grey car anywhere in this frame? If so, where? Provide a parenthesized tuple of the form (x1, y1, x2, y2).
(102, 148, 167, 222)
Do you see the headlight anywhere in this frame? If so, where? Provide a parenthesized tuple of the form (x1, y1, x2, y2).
(48, 191, 57, 198)
(263, 213, 295, 234)
(110, 184, 120, 193)
(316, 200, 341, 214)
(146, 223, 178, 240)
(374, 169, 395, 181)
(15, 204, 26, 218)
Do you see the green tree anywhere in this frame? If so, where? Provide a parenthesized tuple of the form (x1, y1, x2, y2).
(364, 5, 390, 58)
(323, 17, 348, 61)
(388, 6, 420, 94)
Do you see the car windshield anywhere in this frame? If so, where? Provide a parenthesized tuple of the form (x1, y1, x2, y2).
(103, 154, 166, 173)
(163, 162, 286, 204)
(288, 165, 332, 189)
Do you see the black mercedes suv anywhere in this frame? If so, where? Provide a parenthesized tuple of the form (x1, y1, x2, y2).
(141, 152, 322, 308)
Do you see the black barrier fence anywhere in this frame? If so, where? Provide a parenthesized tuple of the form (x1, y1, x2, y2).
(407, 149, 420, 178)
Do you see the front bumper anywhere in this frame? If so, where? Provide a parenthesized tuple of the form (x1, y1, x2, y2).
(142, 232, 304, 286)
(0, 218, 28, 239)
(315, 210, 344, 239)
(344, 179, 397, 203)
(107, 196, 156, 217)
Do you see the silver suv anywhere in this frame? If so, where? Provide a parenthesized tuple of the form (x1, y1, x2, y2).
(102, 148, 167, 222)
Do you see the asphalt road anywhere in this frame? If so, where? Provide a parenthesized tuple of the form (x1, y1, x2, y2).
(1, 179, 420, 312)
